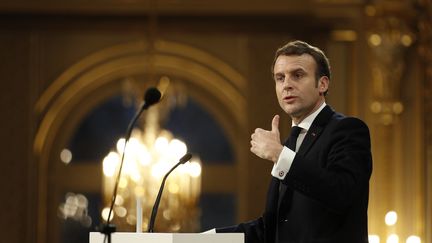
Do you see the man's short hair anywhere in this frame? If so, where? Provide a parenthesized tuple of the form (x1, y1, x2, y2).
(271, 40, 331, 86)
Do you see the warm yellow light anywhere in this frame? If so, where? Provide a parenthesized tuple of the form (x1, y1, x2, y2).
(365, 5, 376, 16)
(64, 194, 78, 216)
(385, 211, 398, 226)
(155, 136, 169, 153)
(119, 177, 128, 188)
(392, 102, 404, 115)
(126, 214, 136, 225)
(169, 183, 180, 194)
(58, 193, 91, 225)
(102, 122, 202, 231)
(369, 34, 382, 46)
(151, 162, 170, 179)
(114, 195, 124, 206)
(331, 30, 357, 42)
(103, 152, 120, 177)
(188, 161, 202, 178)
(134, 186, 145, 197)
(126, 138, 141, 155)
(406, 235, 421, 243)
(123, 158, 133, 174)
(60, 149, 73, 164)
(401, 35, 413, 47)
(387, 234, 399, 243)
(116, 138, 126, 153)
(76, 194, 88, 208)
(130, 171, 141, 183)
(126, 159, 141, 182)
(369, 235, 380, 243)
(115, 206, 127, 217)
(122, 138, 141, 168)
(101, 207, 114, 222)
(138, 149, 151, 166)
(169, 139, 187, 159)
(370, 101, 382, 113)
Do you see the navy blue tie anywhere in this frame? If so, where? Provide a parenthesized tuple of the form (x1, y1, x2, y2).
(286, 126, 302, 151)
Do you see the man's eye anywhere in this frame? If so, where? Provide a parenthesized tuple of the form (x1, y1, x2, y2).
(275, 76, 284, 82)
(293, 72, 303, 80)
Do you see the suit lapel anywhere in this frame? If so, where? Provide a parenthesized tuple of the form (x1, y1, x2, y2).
(297, 105, 334, 156)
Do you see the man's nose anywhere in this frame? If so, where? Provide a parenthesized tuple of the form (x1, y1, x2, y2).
(282, 78, 293, 89)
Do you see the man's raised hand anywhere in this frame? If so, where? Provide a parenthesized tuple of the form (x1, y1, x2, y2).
(250, 115, 283, 163)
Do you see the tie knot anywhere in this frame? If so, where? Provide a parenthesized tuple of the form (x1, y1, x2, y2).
(290, 126, 302, 139)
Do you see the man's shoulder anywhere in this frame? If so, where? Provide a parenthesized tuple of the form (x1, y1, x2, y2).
(329, 112, 370, 132)
(316, 105, 370, 131)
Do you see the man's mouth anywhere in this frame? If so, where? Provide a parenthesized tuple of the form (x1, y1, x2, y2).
(284, 96, 297, 103)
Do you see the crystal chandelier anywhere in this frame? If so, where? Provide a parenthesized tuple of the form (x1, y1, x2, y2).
(101, 106, 202, 232)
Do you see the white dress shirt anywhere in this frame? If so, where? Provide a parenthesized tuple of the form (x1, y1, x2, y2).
(271, 102, 327, 179)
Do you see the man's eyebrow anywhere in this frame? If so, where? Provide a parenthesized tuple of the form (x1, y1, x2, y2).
(289, 67, 306, 73)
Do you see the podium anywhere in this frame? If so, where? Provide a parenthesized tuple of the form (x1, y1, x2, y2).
(89, 232, 244, 243)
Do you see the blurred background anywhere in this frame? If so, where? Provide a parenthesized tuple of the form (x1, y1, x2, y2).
(0, 0, 431, 242)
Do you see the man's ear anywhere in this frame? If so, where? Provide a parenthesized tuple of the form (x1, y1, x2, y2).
(318, 76, 329, 94)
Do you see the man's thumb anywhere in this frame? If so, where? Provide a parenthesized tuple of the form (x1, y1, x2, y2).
(271, 115, 280, 133)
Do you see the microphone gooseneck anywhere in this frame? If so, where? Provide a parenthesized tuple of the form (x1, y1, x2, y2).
(100, 87, 161, 243)
(148, 153, 192, 233)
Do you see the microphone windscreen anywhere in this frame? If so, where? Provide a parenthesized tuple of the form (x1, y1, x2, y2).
(144, 87, 161, 106)
(179, 153, 192, 164)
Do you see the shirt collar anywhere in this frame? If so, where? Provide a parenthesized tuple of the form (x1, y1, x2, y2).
(292, 102, 327, 131)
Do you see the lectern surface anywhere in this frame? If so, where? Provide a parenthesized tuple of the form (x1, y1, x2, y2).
(89, 232, 244, 243)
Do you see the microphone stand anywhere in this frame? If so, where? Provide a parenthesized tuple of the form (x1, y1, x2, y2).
(147, 153, 192, 233)
(99, 87, 161, 243)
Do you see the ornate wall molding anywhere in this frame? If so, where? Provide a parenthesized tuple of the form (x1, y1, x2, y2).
(364, 0, 427, 241)
(366, 7, 415, 125)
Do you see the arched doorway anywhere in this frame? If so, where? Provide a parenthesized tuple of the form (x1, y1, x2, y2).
(34, 40, 248, 243)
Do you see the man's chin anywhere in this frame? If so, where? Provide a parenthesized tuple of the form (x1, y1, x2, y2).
(282, 105, 298, 115)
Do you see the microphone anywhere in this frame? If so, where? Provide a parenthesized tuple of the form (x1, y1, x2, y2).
(148, 153, 193, 233)
(123, 87, 162, 141)
(100, 87, 161, 243)
(142, 87, 162, 110)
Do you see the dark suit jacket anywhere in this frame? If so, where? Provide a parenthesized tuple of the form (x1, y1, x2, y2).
(217, 106, 372, 243)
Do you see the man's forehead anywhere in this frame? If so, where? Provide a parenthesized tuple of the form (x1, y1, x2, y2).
(274, 54, 316, 71)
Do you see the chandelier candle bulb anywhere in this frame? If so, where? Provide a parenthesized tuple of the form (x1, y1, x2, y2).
(369, 235, 380, 243)
(387, 234, 399, 243)
(406, 235, 421, 243)
(136, 197, 142, 232)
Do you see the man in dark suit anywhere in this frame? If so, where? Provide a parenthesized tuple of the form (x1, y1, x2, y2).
(216, 40, 372, 243)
